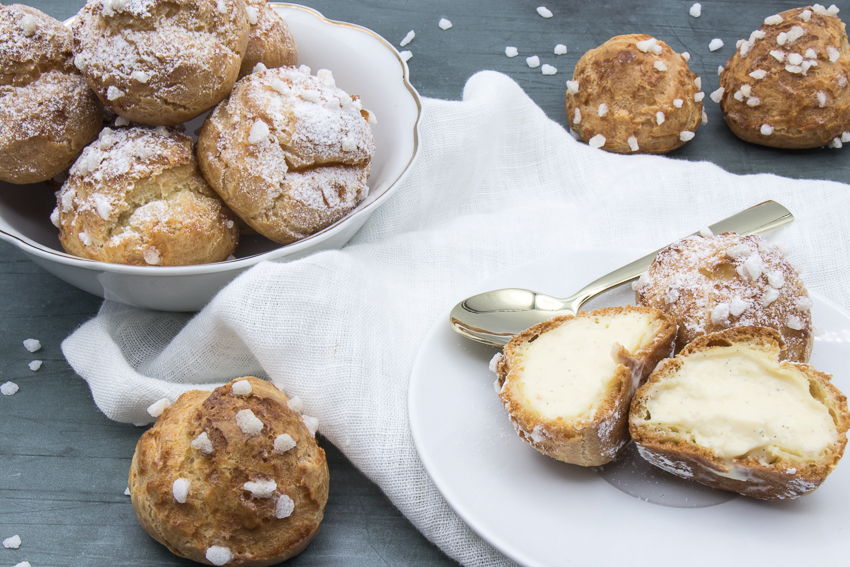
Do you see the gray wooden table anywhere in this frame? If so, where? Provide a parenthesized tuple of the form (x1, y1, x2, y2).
(2, 1, 848, 566)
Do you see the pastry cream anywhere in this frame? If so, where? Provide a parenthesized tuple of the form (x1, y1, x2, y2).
(641, 345, 837, 461)
(514, 312, 655, 420)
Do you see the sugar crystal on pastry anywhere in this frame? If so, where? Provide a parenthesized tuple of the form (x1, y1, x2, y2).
(236, 409, 264, 436)
(302, 415, 319, 437)
(274, 433, 296, 454)
(147, 398, 171, 417)
(231, 380, 252, 396)
(172, 478, 190, 503)
(275, 495, 295, 519)
(190, 431, 214, 454)
(287, 396, 304, 413)
(206, 546, 233, 566)
(244, 479, 277, 498)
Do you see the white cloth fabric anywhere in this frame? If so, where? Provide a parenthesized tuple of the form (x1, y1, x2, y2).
(62, 71, 850, 566)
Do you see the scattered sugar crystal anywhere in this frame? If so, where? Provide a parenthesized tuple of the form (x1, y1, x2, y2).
(236, 409, 264, 436)
(777, 32, 788, 46)
(438, 18, 452, 30)
(248, 121, 270, 144)
(690, 3, 701, 17)
(400, 50, 412, 62)
(654, 60, 668, 72)
(106, 86, 125, 100)
(718, 65, 725, 75)
(708, 38, 723, 51)
(23, 339, 41, 353)
(785, 65, 803, 74)
(764, 14, 783, 25)
(749, 69, 767, 79)
(597, 103, 609, 117)
(14, 562, 32, 567)
(828, 47, 840, 62)
(694, 92, 705, 102)
(50, 207, 60, 227)
(554, 44, 567, 55)
(787, 26, 806, 43)
(588, 134, 606, 149)
(786, 315, 805, 330)
(700, 227, 713, 237)
(302, 415, 319, 437)
(3, 535, 21, 549)
(493, 378, 501, 393)
(842, 132, 850, 143)
(400, 30, 415, 47)
(276, 495, 295, 519)
(505, 46, 518, 57)
(526, 55, 540, 68)
(656, 111, 665, 125)
(28, 360, 42, 371)
(743, 254, 764, 280)
(1, 382, 19, 396)
(813, 327, 825, 337)
(730, 297, 750, 317)
(760, 124, 774, 136)
(770, 50, 785, 62)
(172, 478, 190, 503)
(537, 6, 553, 18)
(768, 271, 785, 288)
(115, 116, 130, 126)
(632, 271, 650, 290)
(710, 87, 724, 103)
(541, 64, 557, 75)
(636, 37, 657, 53)
(673, 98, 684, 108)
(711, 303, 730, 325)
(317, 69, 335, 86)
(664, 288, 680, 304)
(246, 6, 259, 25)
(801, 9, 812, 21)
(206, 546, 233, 566)
(252, 62, 267, 74)
(143, 246, 161, 266)
(787, 53, 803, 65)
(627, 136, 639, 152)
(147, 398, 171, 417)
(797, 297, 814, 311)
(489, 352, 504, 373)
(573, 108, 581, 124)
(566, 80, 579, 94)
(18, 15, 38, 39)
(232, 380, 252, 396)
(274, 433, 296, 454)
(244, 479, 277, 498)
(817, 91, 827, 107)
(287, 396, 304, 413)
(682, 51, 690, 61)
(679, 131, 695, 141)
(747, 96, 761, 106)
(191, 431, 214, 454)
(702, 109, 708, 124)
(124, 487, 131, 496)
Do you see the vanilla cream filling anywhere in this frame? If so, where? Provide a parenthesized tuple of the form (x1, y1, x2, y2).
(514, 312, 655, 420)
(641, 345, 837, 461)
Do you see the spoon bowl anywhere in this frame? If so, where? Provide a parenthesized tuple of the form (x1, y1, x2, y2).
(450, 200, 794, 346)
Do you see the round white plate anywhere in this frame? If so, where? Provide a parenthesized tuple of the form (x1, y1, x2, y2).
(0, 3, 421, 312)
(409, 249, 850, 566)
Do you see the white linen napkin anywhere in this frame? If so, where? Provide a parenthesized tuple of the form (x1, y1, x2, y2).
(62, 70, 850, 567)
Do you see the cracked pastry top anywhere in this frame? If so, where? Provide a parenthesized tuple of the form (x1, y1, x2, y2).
(717, 5, 850, 149)
(71, 0, 250, 126)
(197, 65, 376, 245)
(565, 33, 704, 154)
(0, 3, 102, 184)
(54, 126, 238, 266)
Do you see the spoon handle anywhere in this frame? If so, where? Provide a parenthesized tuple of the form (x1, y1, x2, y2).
(562, 200, 794, 311)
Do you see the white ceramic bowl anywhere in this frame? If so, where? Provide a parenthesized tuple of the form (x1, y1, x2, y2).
(0, 3, 421, 311)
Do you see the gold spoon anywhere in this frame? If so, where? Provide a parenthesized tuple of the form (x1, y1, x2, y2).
(449, 200, 793, 346)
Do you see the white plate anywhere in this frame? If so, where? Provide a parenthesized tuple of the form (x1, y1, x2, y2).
(409, 249, 850, 566)
(0, 3, 421, 311)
